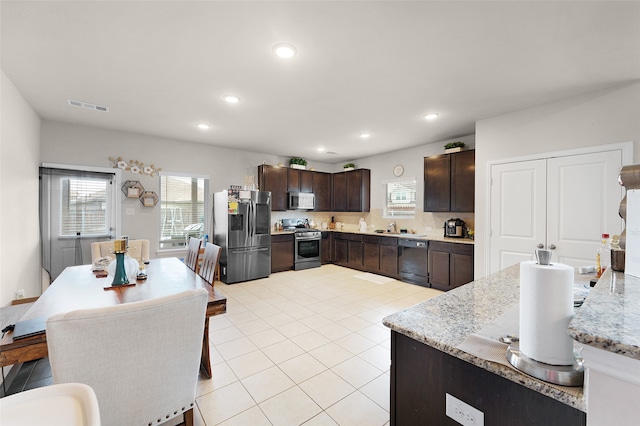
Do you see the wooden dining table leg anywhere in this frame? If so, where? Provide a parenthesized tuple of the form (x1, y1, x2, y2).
(200, 317, 212, 379)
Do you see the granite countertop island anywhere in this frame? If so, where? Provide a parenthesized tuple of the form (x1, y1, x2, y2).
(568, 269, 640, 360)
(384, 262, 640, 414)
(383, 264, 590, 412)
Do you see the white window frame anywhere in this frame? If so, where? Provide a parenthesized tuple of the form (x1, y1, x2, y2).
(382, 177, 417, 219)
(158, 171, 210, 251)
(42, 162, 122, 237)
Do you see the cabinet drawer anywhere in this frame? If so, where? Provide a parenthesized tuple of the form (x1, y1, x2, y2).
(343, 233, 363, 242)
(429, 241, 473, 255)
(363, 235, 398, 246)
(271, 234, 294, 243)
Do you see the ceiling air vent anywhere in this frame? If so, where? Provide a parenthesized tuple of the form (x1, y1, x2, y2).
(67, 99, 109, 112)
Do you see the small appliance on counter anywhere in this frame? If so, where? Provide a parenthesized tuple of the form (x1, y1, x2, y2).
(444, 218, 466, 238)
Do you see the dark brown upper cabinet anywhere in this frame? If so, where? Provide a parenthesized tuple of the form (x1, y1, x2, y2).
(258, 165, 288, 211)
(424, 150, 475, 212)
(313, 172, 332, 211)
(332, 169, 370, 212)
(287, 169, 314, 193)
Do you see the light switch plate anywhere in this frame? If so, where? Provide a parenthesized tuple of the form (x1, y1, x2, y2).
(126, 208, 135, 216)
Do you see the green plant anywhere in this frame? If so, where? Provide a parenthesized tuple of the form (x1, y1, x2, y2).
(289, 157, 307, 166)
(343, 163, 356, 169)
(444, 141, 465, 149)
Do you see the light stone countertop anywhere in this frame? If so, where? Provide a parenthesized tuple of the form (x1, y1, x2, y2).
(383, 264, 588, 412)
(568, 268, 640, 360)
(271, 228, 475, 245)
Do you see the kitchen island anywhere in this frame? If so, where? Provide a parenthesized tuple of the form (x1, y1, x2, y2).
(383, 264, 588, 425)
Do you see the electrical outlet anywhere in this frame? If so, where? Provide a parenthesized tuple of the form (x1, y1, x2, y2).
(446, 393, 484, 426)
(15, 289, 25, 300)
(425, 226, 433, 232)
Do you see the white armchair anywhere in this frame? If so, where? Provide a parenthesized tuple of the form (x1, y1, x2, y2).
(0, 383, 101, 426)
(46, 288, 208, 426)
(91, 239, 150, 262)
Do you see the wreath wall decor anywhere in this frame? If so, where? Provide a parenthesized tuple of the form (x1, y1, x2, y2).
(109, 156, 161, 177)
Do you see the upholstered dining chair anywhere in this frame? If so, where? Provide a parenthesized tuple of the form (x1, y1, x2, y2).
(46, 288, 208, 426)
(184, 237, 202, 272)
(90, 239, 150, 262)
(0, 382, 101, 426)
(198, 243, 221, 285)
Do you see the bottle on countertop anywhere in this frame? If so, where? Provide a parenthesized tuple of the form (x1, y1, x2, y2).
(596, 233, 611, 278)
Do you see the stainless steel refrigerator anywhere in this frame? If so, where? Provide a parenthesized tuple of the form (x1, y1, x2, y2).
(213, 189, 271, 284)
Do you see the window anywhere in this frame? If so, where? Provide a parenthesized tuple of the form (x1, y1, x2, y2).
(383, 178, 416, 218)
(60, 177, 110, 236)
(159, 173, 209, 249)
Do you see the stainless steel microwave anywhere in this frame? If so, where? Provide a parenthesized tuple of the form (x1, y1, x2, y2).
(288, 192, 315, 210)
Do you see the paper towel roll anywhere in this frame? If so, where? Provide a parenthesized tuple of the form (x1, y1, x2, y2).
(519, 260, 575, 365)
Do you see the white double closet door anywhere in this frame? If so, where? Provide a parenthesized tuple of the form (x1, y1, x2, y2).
(489, 149, 625, 274)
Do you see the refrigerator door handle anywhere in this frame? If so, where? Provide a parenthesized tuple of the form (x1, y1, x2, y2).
(249, 201, 254, 237)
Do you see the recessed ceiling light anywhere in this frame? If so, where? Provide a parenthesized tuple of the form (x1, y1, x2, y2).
(273, 43, 297, 59)
(316, 147, 325, 152)
(424, 113, 439, 120)
(360, 133, 370, 139)
(198, 124, 210, 130)
(223, 95, 240, 104)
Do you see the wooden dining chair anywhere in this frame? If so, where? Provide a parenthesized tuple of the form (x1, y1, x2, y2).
(198, 243, 221, 285)
(46, 288, 208, 426)
(184, 237, 202, 272)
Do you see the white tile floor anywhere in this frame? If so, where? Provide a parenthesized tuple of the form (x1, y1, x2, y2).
(193, 264, 442, 426)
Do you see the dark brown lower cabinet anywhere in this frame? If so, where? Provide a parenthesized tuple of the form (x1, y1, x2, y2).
(363, 235, 398, 278)
(428, 241, 473, 291)
(347, 239, 363, 269)
(321, 231, 332, 264)
(390, 331, 586, 426)
(333, 232, 364, 270)
(271, 234, 294, 272)
(334, 236, 348, 265)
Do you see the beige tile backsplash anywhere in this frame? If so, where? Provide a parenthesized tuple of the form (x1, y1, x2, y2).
(272, 209, 474, 237)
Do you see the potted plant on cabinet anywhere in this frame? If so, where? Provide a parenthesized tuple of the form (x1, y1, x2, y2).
(289, 157, 307, 170)
(444, 141, 465, 154)
(343, 163, 356, 171)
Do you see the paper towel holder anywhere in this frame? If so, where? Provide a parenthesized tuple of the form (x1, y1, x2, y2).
(506, 344, 584, 387)
(535, 249, 552, 265)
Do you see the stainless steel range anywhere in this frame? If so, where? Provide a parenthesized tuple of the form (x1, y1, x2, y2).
(282, 218, 321, 270)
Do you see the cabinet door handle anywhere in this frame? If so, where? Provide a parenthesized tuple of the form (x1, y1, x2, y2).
(549, 244, 556, 250)
(537, 243, 544, 249)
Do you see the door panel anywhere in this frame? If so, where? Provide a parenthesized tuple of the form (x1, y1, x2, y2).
(490, 149, 624, 274)
(490, 160, 547, 273)
(547, 151, 623, 266)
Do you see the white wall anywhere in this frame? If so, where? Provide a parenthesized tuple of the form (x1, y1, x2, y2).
(345, 134, 476, 235)
(0, 70, 41, 306)
(475, 82, 640, 278)
(40, 120, 336, 257)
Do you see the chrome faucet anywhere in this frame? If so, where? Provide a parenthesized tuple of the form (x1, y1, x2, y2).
(388, 221, 397, 233)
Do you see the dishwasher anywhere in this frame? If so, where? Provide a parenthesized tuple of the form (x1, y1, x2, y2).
(398, 238, 429, 287)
